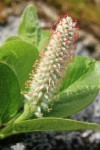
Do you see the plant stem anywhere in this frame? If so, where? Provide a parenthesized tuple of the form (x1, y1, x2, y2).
(0, 121, 14, 139)
(14, 111, 30, 123)
(0, 111, 30, 139)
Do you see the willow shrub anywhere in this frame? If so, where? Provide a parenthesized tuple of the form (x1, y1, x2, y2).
(0, 5, 100, 139)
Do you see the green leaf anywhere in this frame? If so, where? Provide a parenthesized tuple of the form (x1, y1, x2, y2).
(0, 63, 21, 124)
(5, 36, 21, 42)
(18, 4, 41, 45)
(45, 87, 99, 118)
(61, 56, 95, 90)
(44, 57, 100, 117)
(0, 40, 39, 90)
(14, 118, 100, 133)
(38, 30, 50, 52)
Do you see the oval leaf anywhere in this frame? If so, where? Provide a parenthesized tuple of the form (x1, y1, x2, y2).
(60, 56, 95, 91)
(5, 36, 21, 42)
(0, 63, 21, 124)
(44, 57, 100, 117)
(18, 4, 41, 45)
(0, 40, 39, 90)
(14, 118, 100, 133)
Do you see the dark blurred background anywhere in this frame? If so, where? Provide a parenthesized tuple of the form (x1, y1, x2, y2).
(0, 0, 100, 150)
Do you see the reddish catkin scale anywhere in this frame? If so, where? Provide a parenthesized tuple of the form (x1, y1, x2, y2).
(24, 15, 79, 117)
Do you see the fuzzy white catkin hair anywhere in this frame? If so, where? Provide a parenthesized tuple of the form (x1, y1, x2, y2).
(24, 15, 79, 117)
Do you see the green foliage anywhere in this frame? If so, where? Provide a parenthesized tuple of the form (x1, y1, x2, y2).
(44, 57, 100, 117)
(0, 4, 100, 139)
(5, 36, 21, 42)
(61, 56, 95, 90)
(14, 118, 100, 133)
(0, 40, 39, 90)
(0, 63, 20, 124)
(38, 30, 50, 52)
(18, 5, 41, 46)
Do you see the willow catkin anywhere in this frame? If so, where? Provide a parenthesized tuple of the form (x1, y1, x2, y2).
(24, 15, 79, 117)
